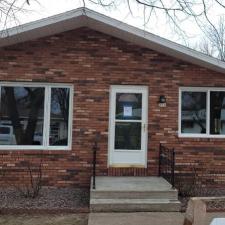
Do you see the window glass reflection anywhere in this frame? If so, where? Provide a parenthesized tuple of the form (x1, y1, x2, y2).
(210, 91, 225, 135)
(116, 93, 142, 120)
(115, 122, 141, 150)
(181, 92, 206, 134)
(0, 86, 44, 145)
(49, 88, 70, 146)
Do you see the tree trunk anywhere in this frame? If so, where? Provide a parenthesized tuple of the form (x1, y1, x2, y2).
(22, 89, 44, 145)
(4, 87, 24, 144)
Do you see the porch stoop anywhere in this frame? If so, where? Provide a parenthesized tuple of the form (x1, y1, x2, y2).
(90, 176, 181, 212)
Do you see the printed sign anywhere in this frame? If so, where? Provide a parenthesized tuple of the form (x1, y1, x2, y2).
(123, 106, 132, 117)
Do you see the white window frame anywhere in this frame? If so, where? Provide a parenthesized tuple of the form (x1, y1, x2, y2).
(0, 82, 74, 150)
(179, 87, 225, 138)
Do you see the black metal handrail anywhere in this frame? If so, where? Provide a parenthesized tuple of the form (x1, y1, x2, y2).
(92, 141, 97, 189)
(92, 134, 100, 189)
(159, 143, 175, 188)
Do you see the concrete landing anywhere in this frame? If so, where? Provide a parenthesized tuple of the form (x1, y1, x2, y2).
(90, 176, 181, 212)
(91, 176, 173, 191)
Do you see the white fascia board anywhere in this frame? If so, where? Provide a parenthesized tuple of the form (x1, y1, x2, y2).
(0, 7, 225, 74)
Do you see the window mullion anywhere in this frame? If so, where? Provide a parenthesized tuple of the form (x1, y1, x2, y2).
(47, 86, 51, 148)
(207, 90, 210, 136)
(68, 86, 73, 149)
(43, 86, 51, 148)
(179, 89, 181, 135)
(0, 85, 1, 114)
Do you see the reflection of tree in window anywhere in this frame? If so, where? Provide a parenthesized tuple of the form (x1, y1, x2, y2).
(181, 92, 206, 134)
(210, 92, 225, 134)
(0, 87, 44, 145)
(115, 122, 141, 150)
(50, 88, 70, 146)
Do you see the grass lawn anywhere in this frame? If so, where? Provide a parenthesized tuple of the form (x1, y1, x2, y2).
(0, 213, 88, 225)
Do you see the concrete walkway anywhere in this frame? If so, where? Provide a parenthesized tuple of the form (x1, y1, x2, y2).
(88, 212, 225, 225)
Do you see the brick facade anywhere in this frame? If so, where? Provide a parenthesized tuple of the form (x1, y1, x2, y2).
(0, 27, 225, 188)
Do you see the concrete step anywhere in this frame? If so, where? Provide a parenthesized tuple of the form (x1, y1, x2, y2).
(90, 176, 181, 212)
(91, 189, 178, 200)
(90, 198, 181, 212)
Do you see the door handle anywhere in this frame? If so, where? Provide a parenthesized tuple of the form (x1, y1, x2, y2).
(143, 123, 147, 132)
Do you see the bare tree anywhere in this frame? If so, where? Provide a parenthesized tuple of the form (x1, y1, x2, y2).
(195, 16, 225, 61)
(1, 0, 225, 35)
(0, 0, 30, 29)
(0, 152, 43, 198)
(198, 39, 216, 57)
(206, 16, 225, 61)
(81, 0, 225, 36)
(51, 88, 70, 128)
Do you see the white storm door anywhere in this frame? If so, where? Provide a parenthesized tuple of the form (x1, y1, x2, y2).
(108, 86, 148, 167)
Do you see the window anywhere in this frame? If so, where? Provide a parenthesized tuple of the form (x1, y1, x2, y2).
(179, 88, 225, 138)
(0, 83, 73, 149)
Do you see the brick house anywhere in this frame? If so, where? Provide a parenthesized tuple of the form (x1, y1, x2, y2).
(0, 7, 225, 190)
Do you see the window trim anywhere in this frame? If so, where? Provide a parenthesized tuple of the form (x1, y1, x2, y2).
(179, 87, 225, 138)
(0, 82, 74, 150)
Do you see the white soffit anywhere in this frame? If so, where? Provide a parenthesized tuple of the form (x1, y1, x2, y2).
(0, 7, 225, 74)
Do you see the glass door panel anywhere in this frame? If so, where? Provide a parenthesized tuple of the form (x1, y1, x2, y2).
(116, 93, 142, 120)
(114, 92, 143, 151)
(115, 122, 141, 150)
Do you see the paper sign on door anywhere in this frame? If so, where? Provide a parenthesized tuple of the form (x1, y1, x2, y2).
(123, 106, 132, 117)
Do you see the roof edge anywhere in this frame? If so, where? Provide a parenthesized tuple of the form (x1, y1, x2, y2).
(0, 7, 86, 38)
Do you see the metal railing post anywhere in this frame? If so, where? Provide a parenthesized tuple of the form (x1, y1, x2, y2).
(92, 140, 97, 190)
(159, 144, 176, 188)
(158, 143, 162, 176)
(171, 148, 175, 188)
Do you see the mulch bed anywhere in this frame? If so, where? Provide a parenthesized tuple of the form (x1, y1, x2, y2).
(179, 188, 225, 212)
(0, 187, 90, 214)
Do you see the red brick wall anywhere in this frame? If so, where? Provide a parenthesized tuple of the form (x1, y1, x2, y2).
(0, 27, 225, 188)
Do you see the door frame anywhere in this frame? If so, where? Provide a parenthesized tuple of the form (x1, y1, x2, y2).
(108, 85, 149, 168)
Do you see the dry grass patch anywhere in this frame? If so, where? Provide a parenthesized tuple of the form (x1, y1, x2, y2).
(0, 213, 88, 225)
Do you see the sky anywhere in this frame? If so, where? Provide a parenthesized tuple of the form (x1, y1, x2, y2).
(1, 0, 225, 47)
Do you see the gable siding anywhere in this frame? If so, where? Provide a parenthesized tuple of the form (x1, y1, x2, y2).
(0, 27, 225, 188)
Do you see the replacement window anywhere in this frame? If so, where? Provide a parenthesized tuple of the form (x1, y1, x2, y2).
(179, 88, 225, 137)
(0, 83, 73, 149)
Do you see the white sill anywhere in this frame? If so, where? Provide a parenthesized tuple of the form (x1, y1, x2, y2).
(179, 134, 225, 139)
(0, 145, 71, 151)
